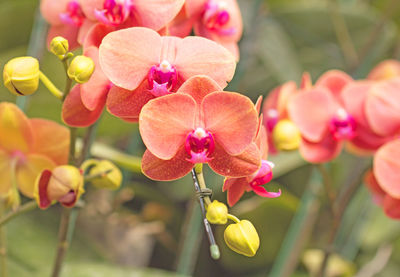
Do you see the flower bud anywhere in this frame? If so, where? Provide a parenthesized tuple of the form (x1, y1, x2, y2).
(85, 159, 122, 190)
(206, 200, 228, 224)
(67, 55, 95, 83)
(2, 188, 21, 211)
(3, 56, 40, 96)
(50, 36, 69, 57)
(34, 165, 84, 209)
(224, 219, 260, 257)
(272, 119, 301, 151)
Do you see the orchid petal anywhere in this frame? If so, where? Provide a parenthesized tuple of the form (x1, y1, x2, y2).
(223, 177, 248, 207)
(81, 46, 111, 111)
(36, 169, 52, 209)
(133, 0, 185, 31)
(141, 147, 193, 181)
(40, 0, 71, 25)
(288, 88, 338, 142)
(107, 81, 154, 120)
(208, 142, 261, 178)
(177, 75, 221, 105)
(251, 185, 281, 198)
(315, 70, 353, 102)
(374, 140, 400, 198)
(0, 150, 12, 196)
(99, 27, 161, 90)
(383, 195, 400, 220)
(366, 78, 400, 137)
(299, 134, 343, 163)
(30, 119, 70, 165)
(17, 154, 56, 198)
(0, 102, 33, 153)
(139, 93, 196, 160)
(368, 60, 400, 81)
(175, 36, 236, 89)
(62, 85, 105, 127)
(364, 170, 385, 205)
(203, 92, 258, 155)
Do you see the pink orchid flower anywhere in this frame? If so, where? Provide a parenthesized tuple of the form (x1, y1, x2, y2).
(98, 27, 236, 122)
(140, 75, 260, 181)
(80, 0, 184, 31)
(41, 0, 88, 49)
(223, 97, 281, 206)
(0, 102, 70, 198)
(367, 140, 400, 219)
(288, 70, 355, 163)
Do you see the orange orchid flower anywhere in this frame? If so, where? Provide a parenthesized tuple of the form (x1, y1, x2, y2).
(140, 76, 260, 181)
(0, 102, 70, 198)
(367, 59, 400, 81)
(223, 97, 281, 206)
(98, 27, 236, 122)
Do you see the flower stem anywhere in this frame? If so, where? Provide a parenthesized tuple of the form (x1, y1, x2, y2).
(61, 59, 73, 101)
(316, 164, 336, 217)
(191, 166, 220, 260)
(39, 71, 63, 99)
(51, 208, 71, 277)
(0, 201, 37, 228)
(227, 214, 240, 223)
(0, 200, 8, 277)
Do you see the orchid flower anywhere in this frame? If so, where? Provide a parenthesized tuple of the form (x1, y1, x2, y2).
(40, 0, 87, 49)
(140, 76, 260, 181)
(223, 97, 281, 206)
(367, 60, 400, 81)
(288, 70, 357, 163)
(98, 27, 236, 122)
(0, 102, 69, 198)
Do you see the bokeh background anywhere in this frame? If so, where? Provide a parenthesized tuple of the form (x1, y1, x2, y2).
(1, 0, 400, 276)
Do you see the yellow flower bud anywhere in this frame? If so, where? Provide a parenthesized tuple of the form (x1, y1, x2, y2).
(272, 119, 301, 151)
(206, 200, 228, 224)
(50, 36, 69, 57)
(2, 188, 21, 211)
(67, 55, 95, 84)
(224, 219, 260, 257)
(3, 56, 40, 96)
(85, 159, 122, 190)
(34, 165, 84, 209)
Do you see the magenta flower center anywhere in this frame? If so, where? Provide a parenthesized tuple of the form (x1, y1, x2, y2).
(202, 1, 236, 36)
(60, 0, 85, 26)
(185, 128, 215, 164)
(249, 160, 274, 188)
(329, 108, 356, 141)
(147, 60, 178, 97)
(94, 0, 133, 26)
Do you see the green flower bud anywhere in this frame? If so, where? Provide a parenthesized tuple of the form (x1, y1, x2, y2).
(67, 55, 95, 84)
(50, 36, 69, 57)
(3, 56, 39, 96)
(86, 159, 122, 190)
(224, 220, 260, 257)
(206, 200, 228, 224)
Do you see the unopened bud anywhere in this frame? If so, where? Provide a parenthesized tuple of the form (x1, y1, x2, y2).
(67, 55, 94, 83)
(34, 165, 84, 209)
(2, 188, 21, 211)
(50, 36, 69, 57)
(206, 200, 228, 224)
(224, 219, 260, 257)
(3, 56, 39, 96)
(272, 119, 301, 151)
(84, 159, 122, 190)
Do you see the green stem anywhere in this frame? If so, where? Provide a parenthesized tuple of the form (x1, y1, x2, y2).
(0, 201, 37, 228)
(51, 208, 71, 277)
(68, 128, 77, 165)
(39, 71, 63, 99)
(316, 164, 336, 217)
(61, 60, 73, 101)
(0, 200, 8, 277)
(194, 164, 211, 206)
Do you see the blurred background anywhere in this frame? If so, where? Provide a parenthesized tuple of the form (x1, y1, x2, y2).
(1, 0, 400, 276)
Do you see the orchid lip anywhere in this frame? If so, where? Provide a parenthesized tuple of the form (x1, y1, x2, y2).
(60, 0, 85, 27)
(248, 160, 281, 198)
(147, 61, 178, 97)
(185, 128, 215, 164)
(94, 0, 133, 26)
(265, 108, 279, 132)
(329, 108, 357, 141)
(203, 1, 237, 36)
